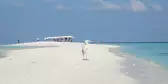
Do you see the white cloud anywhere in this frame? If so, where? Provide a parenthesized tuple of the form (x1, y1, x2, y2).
(98, 0, 121, 10)
(90, 0, 122, 10)
(130, 0, 147, 12)
(150, 4, 162, 11)
(88, 0, 162, 12)
(89, 0, 147, 12)
(43, 0, 70, 10)
(44, 0, 163, 12)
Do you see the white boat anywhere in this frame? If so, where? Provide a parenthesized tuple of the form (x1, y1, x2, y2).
(44, 36, 75, 42)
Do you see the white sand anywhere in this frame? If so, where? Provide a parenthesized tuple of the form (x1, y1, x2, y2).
(0, 42, 138, 84)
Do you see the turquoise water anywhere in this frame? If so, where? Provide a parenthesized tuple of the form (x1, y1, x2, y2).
(104, 43, 168, 67)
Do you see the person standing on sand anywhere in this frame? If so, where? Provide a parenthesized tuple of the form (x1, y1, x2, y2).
(17, 40, 20, 43)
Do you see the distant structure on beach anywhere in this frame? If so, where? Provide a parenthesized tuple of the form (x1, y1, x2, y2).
(44, 36, 75, 42)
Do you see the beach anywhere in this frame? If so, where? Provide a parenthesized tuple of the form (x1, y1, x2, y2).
(0, 42, 168, 84)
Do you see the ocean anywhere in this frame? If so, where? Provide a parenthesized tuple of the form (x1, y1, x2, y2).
(104, 42, 168, 68)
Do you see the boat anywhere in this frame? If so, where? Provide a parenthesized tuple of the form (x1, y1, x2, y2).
(44, 36, 75, 42)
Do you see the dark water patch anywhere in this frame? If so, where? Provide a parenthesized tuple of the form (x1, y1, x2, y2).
(0, 45, 59, 58)
(0, 45, 59, 50)
(159, 53, 168, 56)
(0, 50, 9, 58)
(0, 54, 8, 58)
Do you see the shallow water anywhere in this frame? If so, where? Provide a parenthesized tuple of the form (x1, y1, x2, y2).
(104, 43, 168, 68)
(120, 55, 168, 84)
(107, 43, 168, 84)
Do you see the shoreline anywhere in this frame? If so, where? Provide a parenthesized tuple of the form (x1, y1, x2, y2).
(108, 46, 168, 69)
(108, 47, 168, 84)
(109, 47, 163, 67)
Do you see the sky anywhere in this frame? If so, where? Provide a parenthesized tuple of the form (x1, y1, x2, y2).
(0, 0, 168, 44)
